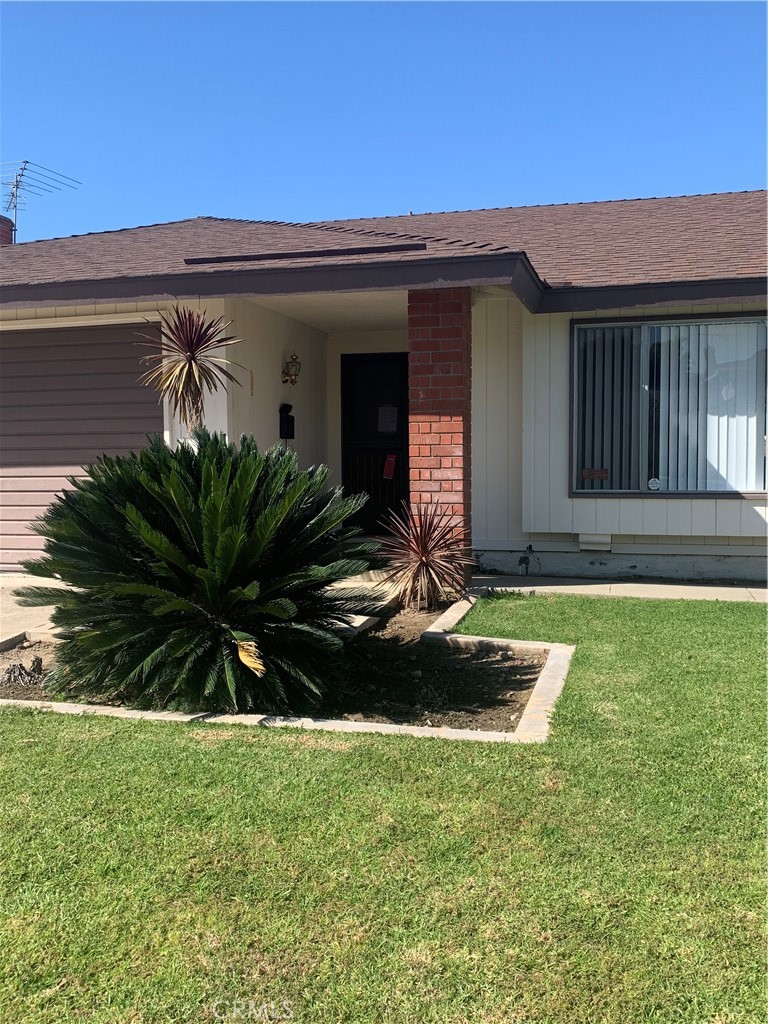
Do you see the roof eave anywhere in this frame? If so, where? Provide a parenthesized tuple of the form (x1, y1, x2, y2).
(0, 252, 544, 311)
(1, 250, 763, 316)
(538, 276, 767, 313)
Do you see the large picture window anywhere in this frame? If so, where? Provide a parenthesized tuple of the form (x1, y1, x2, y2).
(572, 317, 767, 494)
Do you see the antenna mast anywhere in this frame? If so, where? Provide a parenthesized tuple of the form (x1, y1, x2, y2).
(1, 160, 81, 241)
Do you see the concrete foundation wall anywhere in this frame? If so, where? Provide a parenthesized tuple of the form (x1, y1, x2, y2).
(476, 546, 767, 584)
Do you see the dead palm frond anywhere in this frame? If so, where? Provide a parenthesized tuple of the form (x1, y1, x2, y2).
(137, 305, 244, 431)
(379, 501, 474, 610)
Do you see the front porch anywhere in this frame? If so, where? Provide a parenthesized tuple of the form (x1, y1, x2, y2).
(209, 286, 474, 539)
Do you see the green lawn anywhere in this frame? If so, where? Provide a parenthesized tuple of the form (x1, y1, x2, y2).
(1, 594, 765, 1024)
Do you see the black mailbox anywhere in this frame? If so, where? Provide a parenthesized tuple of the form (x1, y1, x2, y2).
(279, 403, 295, 440)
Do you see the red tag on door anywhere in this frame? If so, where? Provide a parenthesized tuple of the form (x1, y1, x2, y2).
(383, 454, 397, 480)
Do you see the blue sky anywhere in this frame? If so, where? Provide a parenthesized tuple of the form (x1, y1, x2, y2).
(1, 1, 765, 241)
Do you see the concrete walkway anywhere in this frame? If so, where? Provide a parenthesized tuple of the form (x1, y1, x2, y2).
(469, 575, 767, 603)
(0, 574, 61, 645)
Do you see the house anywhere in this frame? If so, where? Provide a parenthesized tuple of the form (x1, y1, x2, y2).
(1, 191, 766, 580)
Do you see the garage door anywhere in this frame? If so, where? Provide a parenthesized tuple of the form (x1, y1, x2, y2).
(1, 323, 163, 570)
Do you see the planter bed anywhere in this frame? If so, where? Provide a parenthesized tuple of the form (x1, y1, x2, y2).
(0, 598, 574, 742)
(323, 605, 546, 732)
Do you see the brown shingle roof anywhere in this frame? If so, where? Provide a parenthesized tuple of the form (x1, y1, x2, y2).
(0, 217, 518, 288)
(314, 191, 767, 287)
(1, 190, 765, 291)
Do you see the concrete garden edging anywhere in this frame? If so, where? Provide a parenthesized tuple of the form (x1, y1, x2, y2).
(421, 590, 574, 742)
(0, 632, 28, 653)
(0, 592, 574, 744)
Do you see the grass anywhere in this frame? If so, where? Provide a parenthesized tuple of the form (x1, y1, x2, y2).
(1, 593, 765, 1024)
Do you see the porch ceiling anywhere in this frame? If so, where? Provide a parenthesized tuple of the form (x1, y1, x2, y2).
(243, 290, 407, 332)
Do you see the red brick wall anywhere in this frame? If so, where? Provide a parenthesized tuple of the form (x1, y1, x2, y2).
(0, 215, 14, 246)
(408, 287, 472, 538)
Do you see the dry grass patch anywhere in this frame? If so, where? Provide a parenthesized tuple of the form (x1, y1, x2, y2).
(189, 728, 238, 743)
(267, 730, 356, 751)
(188, 725, 357, 751)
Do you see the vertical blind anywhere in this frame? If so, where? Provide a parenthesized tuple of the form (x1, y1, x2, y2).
(574, 318, 767, 493)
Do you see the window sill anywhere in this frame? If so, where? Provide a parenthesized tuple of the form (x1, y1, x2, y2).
(570, 491, 768, 500)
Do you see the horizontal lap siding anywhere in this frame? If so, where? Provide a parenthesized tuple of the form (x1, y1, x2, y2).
(1, 325, 163, 569)
(2, 418, 157, 438)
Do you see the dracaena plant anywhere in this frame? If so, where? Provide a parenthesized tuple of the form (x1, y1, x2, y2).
(137, 304, 243, 431)
(378, 501, 474, 611)
(15, 430, 380, 714)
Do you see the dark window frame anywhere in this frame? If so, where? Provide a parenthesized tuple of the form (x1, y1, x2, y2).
(569, 310, 768, 500)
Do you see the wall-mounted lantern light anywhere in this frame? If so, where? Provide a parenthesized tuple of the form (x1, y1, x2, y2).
(281, 352, 301, 386)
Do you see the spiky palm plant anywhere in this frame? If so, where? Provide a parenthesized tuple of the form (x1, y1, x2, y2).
(16, 431, 379, 714)
(378, 501, 474, 611)
(137, 305, 243, 431)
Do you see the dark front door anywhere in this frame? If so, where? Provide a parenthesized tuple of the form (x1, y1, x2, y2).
(341, 352, 409, 533)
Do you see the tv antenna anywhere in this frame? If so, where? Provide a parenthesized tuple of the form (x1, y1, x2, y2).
(1, 160, 81, 241)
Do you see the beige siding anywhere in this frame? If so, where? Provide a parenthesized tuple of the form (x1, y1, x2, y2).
(520, 302, 768, 544)
(225, 298, 327, 469)
(0, 324, 163, 569)
(524, 299, 768, 544)
(474, 296, 767, 560)
(471, 296, 524, 548)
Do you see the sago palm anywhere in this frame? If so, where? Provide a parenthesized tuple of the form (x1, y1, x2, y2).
(16, 431, 379, 714)
(137, 305, 243, 431)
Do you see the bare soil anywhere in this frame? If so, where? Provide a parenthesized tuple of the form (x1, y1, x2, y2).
(0, 611, 546, 733)
(0, 640, 57, 701)
(320, 606, 546, 732)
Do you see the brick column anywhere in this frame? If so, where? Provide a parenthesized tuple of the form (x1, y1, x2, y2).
(408, 287, 472, 540)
